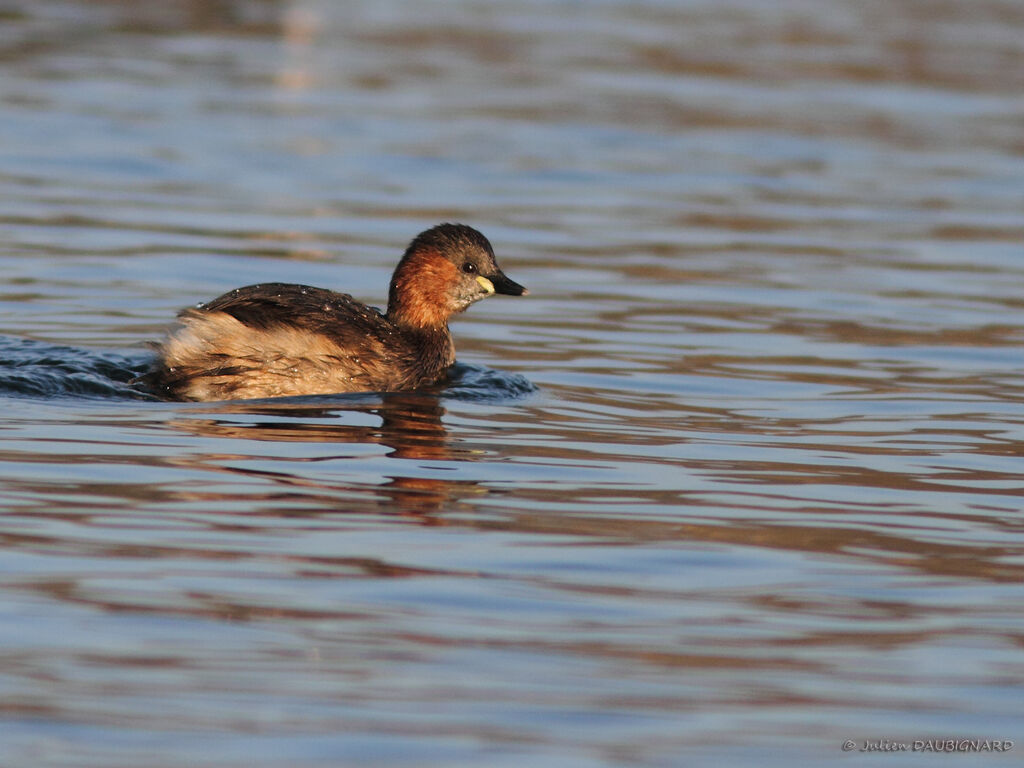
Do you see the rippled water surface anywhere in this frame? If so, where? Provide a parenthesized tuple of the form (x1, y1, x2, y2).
(2, 1, 1024, 765)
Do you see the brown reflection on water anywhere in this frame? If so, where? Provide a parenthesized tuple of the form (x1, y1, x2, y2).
(165, 392, 476, 520)
(157, 387, 1024, 585)
(172, 392, 450, 452)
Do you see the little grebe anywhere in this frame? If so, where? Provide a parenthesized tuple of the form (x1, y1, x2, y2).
(143, 223, 527, 401)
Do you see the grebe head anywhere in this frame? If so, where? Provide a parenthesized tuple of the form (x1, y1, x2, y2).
(386, 223, 527, 329)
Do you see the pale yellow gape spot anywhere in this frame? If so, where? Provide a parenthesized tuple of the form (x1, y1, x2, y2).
(475, 275, 495, 294)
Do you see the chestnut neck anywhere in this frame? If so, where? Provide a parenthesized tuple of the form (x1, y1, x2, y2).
(385, 248, 457, 332)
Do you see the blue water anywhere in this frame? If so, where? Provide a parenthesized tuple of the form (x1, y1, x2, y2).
(1, 1, 1023, 766)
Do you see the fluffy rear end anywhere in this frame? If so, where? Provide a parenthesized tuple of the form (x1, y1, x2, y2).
(146, 310, 367, 400)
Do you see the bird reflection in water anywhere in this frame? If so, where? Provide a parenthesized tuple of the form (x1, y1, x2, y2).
(164, 391, 479, 521)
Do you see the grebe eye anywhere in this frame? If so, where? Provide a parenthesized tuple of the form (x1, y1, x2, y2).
(462, 262, 477, 274)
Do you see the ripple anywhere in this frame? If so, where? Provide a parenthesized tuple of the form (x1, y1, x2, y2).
(0, 336, 152, 400)
(445, 362, 538, 402)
